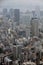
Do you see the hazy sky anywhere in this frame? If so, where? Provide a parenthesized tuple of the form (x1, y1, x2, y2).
(0, 0, 43, 10)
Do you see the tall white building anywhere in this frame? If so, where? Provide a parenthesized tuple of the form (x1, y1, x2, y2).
(30, 18, 39, 37)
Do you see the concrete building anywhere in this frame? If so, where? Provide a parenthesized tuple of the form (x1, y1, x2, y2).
(25, 26, 30, 38)
(13, 45, 23, 59)
(14, 9, 20, 25)
(30, 18, 39, 37)
(4, 57, 12, 65)
(9, 8, 14, 19)
(20, 11, 32, 26)
(3, 8, 8, 16)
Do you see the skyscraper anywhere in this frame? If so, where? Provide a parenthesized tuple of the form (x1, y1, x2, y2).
(3, 8, 7, 16)
(14, 9, 20, 25)
(30, 18, 39, 37)
(9, 8, 14, 19)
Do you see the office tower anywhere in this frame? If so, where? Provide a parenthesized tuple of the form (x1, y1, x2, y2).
(20, 11, 32, 26)
(14, 9, 20, 25)
(30, 18, 39, 37)
(3, 8, 7, 16)
(9, 8, 14, 19)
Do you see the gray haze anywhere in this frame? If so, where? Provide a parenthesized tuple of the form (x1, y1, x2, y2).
(0, 0, 43, 10)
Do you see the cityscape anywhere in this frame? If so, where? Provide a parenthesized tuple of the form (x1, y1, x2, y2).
(0, 0, 43, 65)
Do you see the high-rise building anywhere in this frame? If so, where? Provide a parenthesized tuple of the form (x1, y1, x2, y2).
(30, 18, 39, 37)
(3, 8, 7, 16)
(14, 9, 20, 25)
(9, 8, 14, 19)
(20, 11, 32, 25)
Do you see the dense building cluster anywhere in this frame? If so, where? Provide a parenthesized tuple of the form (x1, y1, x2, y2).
(0, 8, 43, 65)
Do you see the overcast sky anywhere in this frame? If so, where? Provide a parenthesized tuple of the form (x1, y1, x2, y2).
(0, 0, 43, 10)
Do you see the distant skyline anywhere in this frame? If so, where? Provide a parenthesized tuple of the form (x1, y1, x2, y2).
(0, 0, 43, 11)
